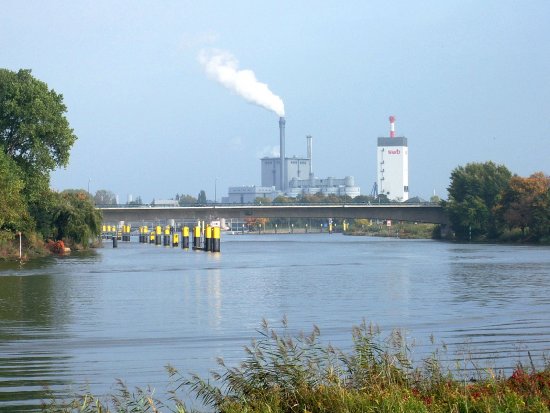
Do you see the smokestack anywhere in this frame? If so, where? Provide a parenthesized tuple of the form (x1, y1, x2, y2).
(306, 135, 313, 178)
(389, 115, 396, 138)
(279, 117, 286, 191)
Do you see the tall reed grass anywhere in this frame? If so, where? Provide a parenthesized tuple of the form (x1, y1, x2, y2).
(41, 318, 550, 412)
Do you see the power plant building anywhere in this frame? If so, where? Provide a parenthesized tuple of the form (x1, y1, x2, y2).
(287, 176, 360, 198)
(222, 186, 278, 204)
(224, 117, 360, 203)
(260, 156, 311, 190)
(377, 116, 409, 201)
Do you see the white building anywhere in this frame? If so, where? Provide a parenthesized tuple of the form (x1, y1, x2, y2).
(260, 156, 311, 190)
(287, 176, 360, 198)
(377, 136, 409, 201)
(222, 186, 278, 204)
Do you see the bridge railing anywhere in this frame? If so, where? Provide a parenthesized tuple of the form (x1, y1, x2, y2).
(97, 201, 441, 209)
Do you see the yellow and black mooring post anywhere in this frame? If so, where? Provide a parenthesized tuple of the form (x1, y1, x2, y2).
(182, 226, 190, 249)
(204, 225, 212, 251)
(163, 226, 171, 246)
(172, 232, 179, 247)
(155, 225, 162, 245)
(193, 225, 201, 249)
(212, 226, 221, 252)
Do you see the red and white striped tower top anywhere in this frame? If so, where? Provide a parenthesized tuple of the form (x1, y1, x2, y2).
(389, 115, 396, 138)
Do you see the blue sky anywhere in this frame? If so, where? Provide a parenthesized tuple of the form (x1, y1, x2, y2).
(2, 1, 549, 202)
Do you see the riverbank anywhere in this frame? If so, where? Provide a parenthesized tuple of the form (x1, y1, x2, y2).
(41, 320, 550, 413)
(0, 233, 49, 261)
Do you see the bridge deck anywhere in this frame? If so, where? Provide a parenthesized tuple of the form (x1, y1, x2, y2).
(99, 204, 449, 225)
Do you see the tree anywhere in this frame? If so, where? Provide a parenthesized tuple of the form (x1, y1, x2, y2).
(254, 197, 272, 205)
(273, 195, 294, 204)
(128, 196, 143, 206)
(178, 194, 197, 206)
(94, 189, 117, 205)
(496, 172, 550, 240)
(197, 190, 207, 204)
(0, 69, 77, 194)
(0, 151, 29, 240)
(445, 161, 512, 240)
(52, 190, 102, 248)
(244, 217, 269, 231)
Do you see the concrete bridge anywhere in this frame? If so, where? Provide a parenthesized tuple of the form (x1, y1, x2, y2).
(99, 203, 449, 226)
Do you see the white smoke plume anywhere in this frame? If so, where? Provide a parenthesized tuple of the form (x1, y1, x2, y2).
(198, 49, 285, 117)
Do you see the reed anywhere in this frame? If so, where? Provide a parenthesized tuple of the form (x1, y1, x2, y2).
(41, 319, 550, 412)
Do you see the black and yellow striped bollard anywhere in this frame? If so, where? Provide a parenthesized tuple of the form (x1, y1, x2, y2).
(212, 226, 221, 252)
(155, 225, 162, 245)
(182, 226, 190, 249)
(204, 225, 212, 251)
(193, 225, 201, 249)
(163, 226, 171, 246)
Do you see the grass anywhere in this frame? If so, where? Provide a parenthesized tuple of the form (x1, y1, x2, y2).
(40, 319, 550, 412)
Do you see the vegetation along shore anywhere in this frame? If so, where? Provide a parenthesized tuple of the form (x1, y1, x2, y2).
(41, 319, 550, 412)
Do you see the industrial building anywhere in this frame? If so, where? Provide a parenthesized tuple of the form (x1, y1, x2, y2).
(287, 176, 360, 198)
(223, 185, 278, 204)
(376, 116, 409, 201)
(261, 134, 313, 190)
(223, 117, 360, 203)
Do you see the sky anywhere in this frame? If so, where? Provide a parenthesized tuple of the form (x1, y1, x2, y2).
(1, 1, 549, 203)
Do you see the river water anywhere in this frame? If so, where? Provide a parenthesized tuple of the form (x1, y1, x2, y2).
(1, 234, 549, 411)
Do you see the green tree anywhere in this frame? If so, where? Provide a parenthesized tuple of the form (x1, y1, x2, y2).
(445, 161, 512, 240)
(52, 190, 102, 248)
(94, 189, 117, 205)
(273, 195, 294, 204)
(0, 68, 82, 243)
(178, 194, 197, 206)
(0, 69, 77, 197)
(197, 190, 207, 204)
(0, 151, 30, 240)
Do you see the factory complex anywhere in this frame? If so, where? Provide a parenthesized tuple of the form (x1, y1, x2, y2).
(222, 116, 408, 203)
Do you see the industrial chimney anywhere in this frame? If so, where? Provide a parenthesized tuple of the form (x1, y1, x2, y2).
(389, 115, 396, 138)
(279, 117, 286, 191)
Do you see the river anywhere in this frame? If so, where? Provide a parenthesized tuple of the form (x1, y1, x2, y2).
(1, 234, 549, 411)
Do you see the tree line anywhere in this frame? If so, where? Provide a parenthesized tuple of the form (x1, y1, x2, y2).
(0, 68, 100, 257)
(444, 161, 550, 242)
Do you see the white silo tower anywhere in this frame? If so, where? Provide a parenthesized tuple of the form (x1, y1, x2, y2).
(376, 116, 409, 201)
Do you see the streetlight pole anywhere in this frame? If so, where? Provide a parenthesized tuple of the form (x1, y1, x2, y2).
(214, 177, 218, 204)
